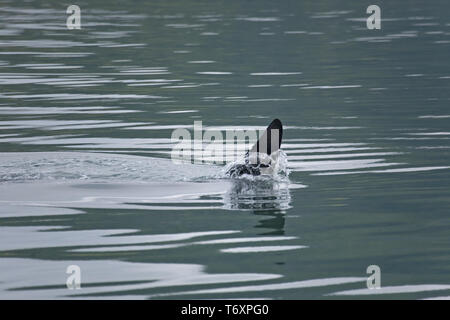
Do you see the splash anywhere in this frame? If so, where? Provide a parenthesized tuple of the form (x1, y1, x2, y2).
(221, 150, 290, 182)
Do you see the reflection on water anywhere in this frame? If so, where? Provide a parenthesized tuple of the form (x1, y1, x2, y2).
(223, 178, 293, 236)
(224, 179, 291, 211)
(0, 0, 449, 299)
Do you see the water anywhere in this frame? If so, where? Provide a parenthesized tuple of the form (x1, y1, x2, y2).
(0, 0, 449, 299)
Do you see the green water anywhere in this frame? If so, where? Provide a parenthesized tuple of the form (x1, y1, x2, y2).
(0, 0, 449, 299)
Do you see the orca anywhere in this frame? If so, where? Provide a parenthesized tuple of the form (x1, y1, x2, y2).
(226, 118, 283, 177)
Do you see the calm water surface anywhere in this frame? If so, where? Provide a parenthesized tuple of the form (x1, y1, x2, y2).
(0, 0, 449, 299)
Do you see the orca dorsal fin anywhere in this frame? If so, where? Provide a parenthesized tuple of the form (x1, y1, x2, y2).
(245, 119, 283, 164)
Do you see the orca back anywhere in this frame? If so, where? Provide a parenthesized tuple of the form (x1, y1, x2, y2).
(226, 119, 283, 177)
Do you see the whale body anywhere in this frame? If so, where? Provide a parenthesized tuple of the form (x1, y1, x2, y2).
(226, 118, 283, 177)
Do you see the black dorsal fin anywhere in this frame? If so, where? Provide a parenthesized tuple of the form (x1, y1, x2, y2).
(245, 119, 283, 164)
